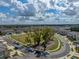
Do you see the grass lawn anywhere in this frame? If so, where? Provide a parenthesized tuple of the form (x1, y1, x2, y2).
(75, 47, 79, 53)
(11, 33, 29, 45)
(47, 33, 62, 52)
(47, 39, 61, 52)
(11, 33, 62, 52)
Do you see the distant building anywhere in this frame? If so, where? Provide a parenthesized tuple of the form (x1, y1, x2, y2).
(0, 48, 5, 59)
(70, 32, 79, 53)
(67, 32, 76, 39)
(0, 43, 8, 59)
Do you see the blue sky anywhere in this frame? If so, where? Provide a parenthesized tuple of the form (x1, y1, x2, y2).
(0, 0, 78, 16)
(0, 0, 29, 16)
(0, 0, 66, 16)
(0, 0, 79, 24)
(18, 0, 28, 3)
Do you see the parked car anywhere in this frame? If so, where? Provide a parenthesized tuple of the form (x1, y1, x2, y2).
(25, 47, 34, 53)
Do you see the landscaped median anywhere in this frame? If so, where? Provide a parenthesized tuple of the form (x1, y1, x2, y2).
(47, 33, 62, 52)
(9, 33, 29, 46)
(10, 33, 62, 52)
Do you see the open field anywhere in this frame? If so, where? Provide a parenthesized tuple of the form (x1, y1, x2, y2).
(11, 33, 62, 52)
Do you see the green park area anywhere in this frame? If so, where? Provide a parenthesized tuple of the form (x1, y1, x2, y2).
(11, 28, 62, 52)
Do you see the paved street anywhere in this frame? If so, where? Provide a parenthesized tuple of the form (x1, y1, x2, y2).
(0, 34, 71, 59)
(49, 35, 70, 58)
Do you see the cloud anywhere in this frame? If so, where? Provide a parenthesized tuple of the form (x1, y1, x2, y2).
(0, 0, 36, 16)
(0, 0, 79, 24)
(0, 0, 78, 16)
(0, 13, 7, 18)
(0, 1, 10, 7)
(68, 0, 79, 2)
(10, 8, 17, 12)
(0, 15, 79, 25)
(73, 2, 79, 7)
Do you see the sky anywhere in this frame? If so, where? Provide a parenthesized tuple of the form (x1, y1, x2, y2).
(0, 0, 79, 25)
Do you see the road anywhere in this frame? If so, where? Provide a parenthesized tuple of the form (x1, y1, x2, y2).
(48, 35, 70, 58)
(49, 43, 70, 58)
(0, 35, 70, 59)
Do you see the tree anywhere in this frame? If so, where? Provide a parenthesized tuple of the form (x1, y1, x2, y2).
(41, 28, 55, 51)
(0, 31, 3, 35)
(25, 27, 55, 51)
